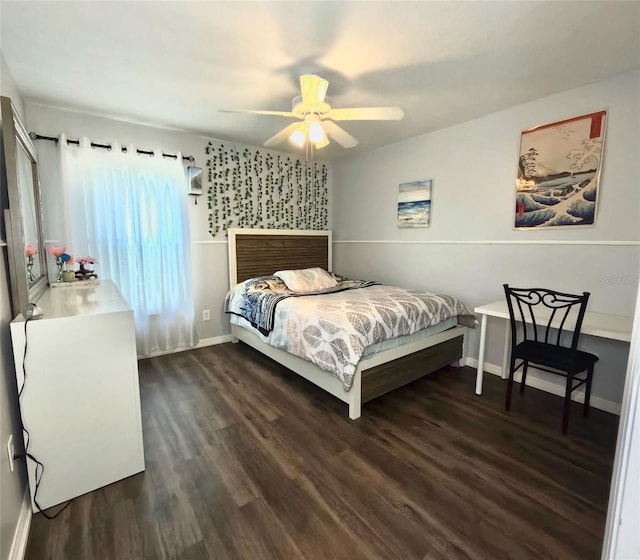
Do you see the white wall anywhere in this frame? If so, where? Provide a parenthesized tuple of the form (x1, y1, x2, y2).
(23, 102, 332, 345)
(0, 51, 30, 560)
(333, 69, 640, 409)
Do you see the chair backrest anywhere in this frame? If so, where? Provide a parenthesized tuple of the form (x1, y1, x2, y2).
(503, 284, 590, 350)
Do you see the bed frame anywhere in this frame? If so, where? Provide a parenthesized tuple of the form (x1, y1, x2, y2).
(227, 228, 467, 419)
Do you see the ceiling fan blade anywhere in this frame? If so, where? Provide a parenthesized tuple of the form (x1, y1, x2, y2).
(300, 74, 329, 105)
(264, 122, 303, 147)
(219, 109, 296, 117)
(327, 106, 405, 121)
(323, 121, 359, 149)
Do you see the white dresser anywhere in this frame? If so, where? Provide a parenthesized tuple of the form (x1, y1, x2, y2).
(10, 280, 145, 512)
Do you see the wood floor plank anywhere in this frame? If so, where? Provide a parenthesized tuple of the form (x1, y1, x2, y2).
(219, 422, 372, 560)
(393, 422, 604, 538)
(24, 342, 618, 560)
(349, 428, 594, 560)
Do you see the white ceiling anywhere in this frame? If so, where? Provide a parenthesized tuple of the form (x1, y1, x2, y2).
(1, 1, 639, 160)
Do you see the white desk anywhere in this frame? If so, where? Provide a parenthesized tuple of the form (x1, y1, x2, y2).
(474, 300, 633, 395)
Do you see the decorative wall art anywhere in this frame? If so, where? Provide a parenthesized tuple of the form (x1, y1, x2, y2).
(205, 142, 328, 237)
(397, 179, 432, 228)
(514, 110, 607, 229)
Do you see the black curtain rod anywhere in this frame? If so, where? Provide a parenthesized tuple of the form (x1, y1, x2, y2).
(28, 132, 195, 163)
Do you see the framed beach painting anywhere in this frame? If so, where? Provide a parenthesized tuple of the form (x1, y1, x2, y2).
(514, 110, 607, 229)
(398, 179, 432, 228)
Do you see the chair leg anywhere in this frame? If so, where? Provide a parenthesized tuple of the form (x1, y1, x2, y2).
(520, 361, 528, 394)
(584, 366, 594, 417)
(562, 372, 573, 434)
(505, 356, 517, 411)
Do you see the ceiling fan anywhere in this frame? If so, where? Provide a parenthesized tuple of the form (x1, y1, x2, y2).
(220, 74, 405, 150)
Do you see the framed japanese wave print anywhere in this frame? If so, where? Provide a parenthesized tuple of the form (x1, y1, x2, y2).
(514, 110, 606, 229)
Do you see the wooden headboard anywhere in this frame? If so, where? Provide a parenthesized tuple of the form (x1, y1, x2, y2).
(228, 228, 333, 287)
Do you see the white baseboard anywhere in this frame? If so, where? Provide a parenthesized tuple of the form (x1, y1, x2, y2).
(9, 490, 32, 560)
(140, 335, 233, 359)
(465, 357, 503, 377)
(464, 357, 622, 416)
(195, 334, 233, 348)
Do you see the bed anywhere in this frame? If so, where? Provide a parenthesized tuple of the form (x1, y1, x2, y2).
(226, 228, 474, 419)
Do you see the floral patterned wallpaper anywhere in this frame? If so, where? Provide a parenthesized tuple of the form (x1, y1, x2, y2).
(205, 142, 328, 237)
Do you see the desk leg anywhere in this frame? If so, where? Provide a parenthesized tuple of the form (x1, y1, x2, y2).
(476, 314, 488, 395)
(501, 322, 511, 380)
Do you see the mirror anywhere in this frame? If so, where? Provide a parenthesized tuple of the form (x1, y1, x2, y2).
(1, 96, 48, 316)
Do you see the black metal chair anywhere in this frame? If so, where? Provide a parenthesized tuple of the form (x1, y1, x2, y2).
(503, 284, 599, 434)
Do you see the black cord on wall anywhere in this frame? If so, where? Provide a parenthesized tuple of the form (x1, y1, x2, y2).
(16, 307, 74, 520)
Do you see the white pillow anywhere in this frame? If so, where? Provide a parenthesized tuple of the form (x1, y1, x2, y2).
(274, 267, 337, 293)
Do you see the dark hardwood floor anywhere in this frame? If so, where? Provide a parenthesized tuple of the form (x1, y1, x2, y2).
(26, 342, 618, 560)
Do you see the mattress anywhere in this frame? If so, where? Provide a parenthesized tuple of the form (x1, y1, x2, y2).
(230, 314, 458, 358)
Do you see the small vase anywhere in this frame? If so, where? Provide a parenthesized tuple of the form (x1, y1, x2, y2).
(62, 270, 75, 282)
(26, 258, 35, 283)
(77, 263, 97, 280)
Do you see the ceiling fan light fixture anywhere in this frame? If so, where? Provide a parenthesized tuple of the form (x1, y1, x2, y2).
(314, 135, 329, 149)
(289, 124, 307, 147)
(308, 121, 326, 143)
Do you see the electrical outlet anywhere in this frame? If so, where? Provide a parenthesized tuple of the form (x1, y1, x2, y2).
(202, 309, 211, 321)
(7, 435, 14, 472)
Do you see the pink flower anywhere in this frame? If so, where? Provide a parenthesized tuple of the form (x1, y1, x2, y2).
(25, 245, 38, 257)
(77, 256, 98, 265)
(48, 245, 67, 257)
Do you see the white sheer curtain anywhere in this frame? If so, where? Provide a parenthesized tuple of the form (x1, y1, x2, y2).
(59, 136, 198, 356)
